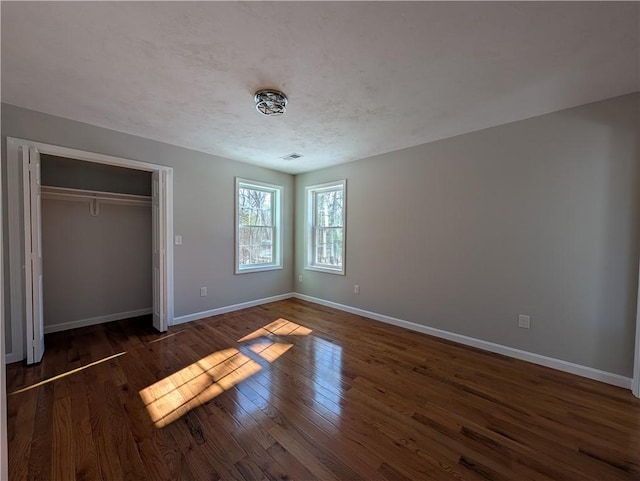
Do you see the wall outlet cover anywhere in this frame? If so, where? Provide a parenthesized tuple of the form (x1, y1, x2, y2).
(518, 314, 530, 329)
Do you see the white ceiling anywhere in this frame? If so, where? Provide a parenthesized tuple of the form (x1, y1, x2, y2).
(2, 2, 639, 174)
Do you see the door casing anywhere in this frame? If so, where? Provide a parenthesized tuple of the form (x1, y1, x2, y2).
(6, 137, 174, 363)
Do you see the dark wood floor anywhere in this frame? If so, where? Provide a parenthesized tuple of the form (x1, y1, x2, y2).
(6, 298, 640, 480)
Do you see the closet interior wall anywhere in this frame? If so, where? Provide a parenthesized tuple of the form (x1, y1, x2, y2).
(40, 154, 153, 333)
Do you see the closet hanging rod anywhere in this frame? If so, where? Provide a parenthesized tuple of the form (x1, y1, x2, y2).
(41, 185, 152, 207)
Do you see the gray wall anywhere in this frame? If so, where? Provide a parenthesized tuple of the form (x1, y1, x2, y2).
(40, 154, 153, 328)
(295, 93, 640, 377)
(42, 199, 152, 328)
(2, 103, 295, 355)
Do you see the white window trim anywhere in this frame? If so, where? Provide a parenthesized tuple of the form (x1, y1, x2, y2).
(305, 179, 346, 275)
(235, 177, 283, 274)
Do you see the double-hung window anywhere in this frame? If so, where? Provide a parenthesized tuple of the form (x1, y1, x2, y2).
(235, 178, 282, 273)
(305, 180, 346, 274)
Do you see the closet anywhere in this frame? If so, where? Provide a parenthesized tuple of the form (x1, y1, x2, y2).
(40, 154, 153, 333)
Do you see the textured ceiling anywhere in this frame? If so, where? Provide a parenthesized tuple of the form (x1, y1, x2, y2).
(2, 2, 639, 174)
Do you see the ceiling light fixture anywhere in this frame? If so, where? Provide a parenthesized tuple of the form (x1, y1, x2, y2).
(254, 89, 288, 117)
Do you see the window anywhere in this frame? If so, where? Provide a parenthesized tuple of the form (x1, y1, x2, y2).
(235, 178, 282, 273)
(305, 180, 346, 274)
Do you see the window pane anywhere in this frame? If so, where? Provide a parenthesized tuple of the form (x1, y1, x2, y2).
(239, 188, 272, 226)
(314, 227, 343, 267)
(239, 226, 273, 266)
(315, 189, 343, 227)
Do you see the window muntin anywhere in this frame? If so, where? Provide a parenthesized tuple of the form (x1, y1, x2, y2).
(236, 179, 282, 273)
(306, 180, 346, 274)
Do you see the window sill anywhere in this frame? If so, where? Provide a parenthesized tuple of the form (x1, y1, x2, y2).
(235, 265, 283, 275)
(304, 265, 345, 276)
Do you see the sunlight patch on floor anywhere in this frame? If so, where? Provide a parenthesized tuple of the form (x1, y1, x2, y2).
(249, 341, 294, 363)
(141, 318, 308, 427)
(139, 348, 261, 427)
(148, 330, 186, 344)
(237, 318, 312, 342)
(9, 351, 128, 396)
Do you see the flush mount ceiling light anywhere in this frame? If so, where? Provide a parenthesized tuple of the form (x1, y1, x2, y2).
(254, 89, 288, 117)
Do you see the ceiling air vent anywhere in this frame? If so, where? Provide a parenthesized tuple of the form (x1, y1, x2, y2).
(281, 153, 303, 161)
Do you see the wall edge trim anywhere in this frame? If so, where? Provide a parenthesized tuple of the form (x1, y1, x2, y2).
(43, 308, 153, 335)
(172, 293, 295, 326)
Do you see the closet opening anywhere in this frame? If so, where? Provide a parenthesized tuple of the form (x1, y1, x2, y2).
(6, 137, 174, 365)
(40, 154, 154, 336)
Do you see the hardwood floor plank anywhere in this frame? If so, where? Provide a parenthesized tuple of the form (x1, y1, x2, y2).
(115, 342, 184, 480)
(7, 299, 640, 480)
(51, 396, 74, 481)
(68, 369, 101, 481)
(206, 398, 291, 480)
(249, 374, 388, 481)
(268, 424, 341, 481)
(377, 461, 415, 481)
(213, 392, 277, 450)
(104, 378, 149, 481)
(27, 383, 54, 481)
(350, 376, 578, 481)
(7, 389, 38, 481)
(133, 337, 249, 479)
(85, 369, 126, 481)
(266, 440, 317, 481)
(162, 414, 224, 481)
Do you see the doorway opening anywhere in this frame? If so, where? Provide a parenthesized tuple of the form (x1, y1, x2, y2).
(6, 138, 174, 364)
(40, 154, 153, 337)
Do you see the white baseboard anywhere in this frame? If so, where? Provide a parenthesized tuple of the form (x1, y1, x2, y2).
(44, 308, 153, 334)
(172, 293, 295, 326)
(27, 292, 631, 389)
(292, 293, 632, 389)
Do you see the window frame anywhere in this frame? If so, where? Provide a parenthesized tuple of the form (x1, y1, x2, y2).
(305, 179, 346, 275)
(235, 178, 283, 274)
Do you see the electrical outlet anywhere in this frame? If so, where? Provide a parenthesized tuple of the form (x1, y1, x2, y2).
(354, 285, 360, 294)
(518, 314, 530, 329)
(200, 287, 207, 297)
(298, 275, 303, 283)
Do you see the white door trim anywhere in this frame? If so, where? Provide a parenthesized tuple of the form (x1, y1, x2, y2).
(7, 145, 25, 362)
(6, 137, 174, 362)
(151, 170, 167, 332)
(633, 260, 640, 397)
(23, 146, 45, 364)
(0, 128, 9, 481)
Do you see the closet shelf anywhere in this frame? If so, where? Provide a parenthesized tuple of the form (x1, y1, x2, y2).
(41, 186, 152, 207)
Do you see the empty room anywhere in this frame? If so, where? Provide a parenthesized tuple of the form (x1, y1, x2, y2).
(1, 1, 640, 480)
